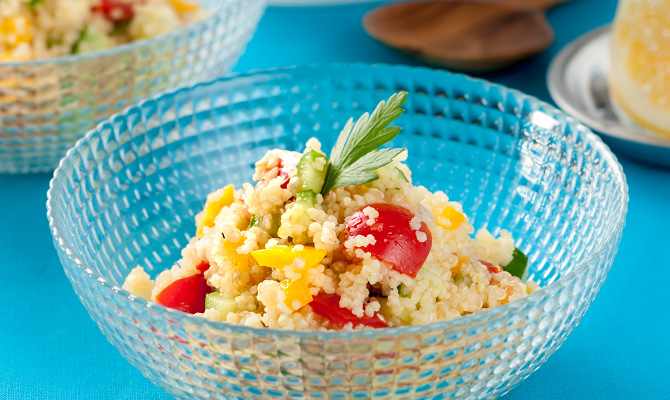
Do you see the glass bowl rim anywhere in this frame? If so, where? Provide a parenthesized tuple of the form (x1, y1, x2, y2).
(46, 63, 629, 338)
(0, 0, 246, 68)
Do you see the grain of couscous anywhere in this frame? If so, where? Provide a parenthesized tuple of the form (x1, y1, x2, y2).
(123, 92, 538, 330)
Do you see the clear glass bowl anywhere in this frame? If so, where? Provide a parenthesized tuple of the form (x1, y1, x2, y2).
(0, 0, 266, 174)
(47, 64, 628, 400)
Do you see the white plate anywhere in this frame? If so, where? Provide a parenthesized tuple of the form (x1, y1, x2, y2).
(547, 25, 670, 168)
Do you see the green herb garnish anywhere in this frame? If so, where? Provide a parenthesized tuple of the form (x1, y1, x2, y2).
(503, 247, 528, 280)
(320, 91, 408, 195)
(28, 0, 44, 7)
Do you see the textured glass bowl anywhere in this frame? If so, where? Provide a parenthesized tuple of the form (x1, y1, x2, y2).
(47, 64, 628, 400)
(0, 0, 265, 174)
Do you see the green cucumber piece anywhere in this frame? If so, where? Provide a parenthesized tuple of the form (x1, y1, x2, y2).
(378, 298, 412, 325)
(504, 247, 528, 280)
(395, 167, 409, 183)
(205, 292, 237, 315)
(296, 189, 317, 209)
(297, 150, 329, 193)
(72, 25, 111, 54)
(248, 214, 261, 229)
(397, 284, 410, 298)
(248, 214, 281, 236)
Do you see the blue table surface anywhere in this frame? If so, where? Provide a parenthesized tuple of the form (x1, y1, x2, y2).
(2, 1, 670, 399)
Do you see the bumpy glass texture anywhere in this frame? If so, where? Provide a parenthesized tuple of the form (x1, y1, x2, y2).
(0, 0, 265, 174)
(47, 64, 628, 400)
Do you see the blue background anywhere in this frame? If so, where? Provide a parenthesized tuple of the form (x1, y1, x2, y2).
(2, 1, 670, 399)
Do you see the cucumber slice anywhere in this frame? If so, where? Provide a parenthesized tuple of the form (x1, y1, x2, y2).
(205, 292, 237, 315)
(278, 190, 316, 239)
(378, 298, 412, 325)
(248, 214, 281, 236)
(397, 284, 410, 298)
(72, 25, 111, 54)
(248, 214, 261, 229)
(297, 150, 329, 193)
(296, 189, 317, 209)
(504, 247, 528, 280)
(395, 167, 409, 183)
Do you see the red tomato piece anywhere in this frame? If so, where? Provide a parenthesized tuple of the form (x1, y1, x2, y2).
(155, 274, 212, 314)
(310, 294, 387, 329)
(481, 260, 502, 274)
(345, 203, 432, 277)
(195, 261, 210, 273)
(93, 0, 135, 23)
(277, 150, 300, 189)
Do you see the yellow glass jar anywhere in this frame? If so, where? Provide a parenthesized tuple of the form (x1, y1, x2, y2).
(609, 0, 670, 138)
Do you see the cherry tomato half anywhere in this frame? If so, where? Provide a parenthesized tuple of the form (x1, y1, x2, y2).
(481, 260, 502, 274)
(92, 0, 135, 23)
(346, 203, 432, 277)
(310, 294, 387, 329)
(155, 268, 212, 314)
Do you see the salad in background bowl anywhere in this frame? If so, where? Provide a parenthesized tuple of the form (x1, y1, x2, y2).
(0, 0, 266, 173)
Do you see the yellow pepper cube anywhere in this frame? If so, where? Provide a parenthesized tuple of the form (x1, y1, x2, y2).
(196, 184, 235, 236)
(170, 0, 200, 13)
(451, 256, 468, 275)
(437, 205, 465, 230)
(281, 278, 313, 311)
(251, 245, 327, 273)
(223, 238, 250, 270)
(1, 15, 32, 47)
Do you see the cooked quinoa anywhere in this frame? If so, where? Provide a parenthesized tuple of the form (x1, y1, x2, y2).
(123, 92, 538, 330)
(0, 0, 204, 62)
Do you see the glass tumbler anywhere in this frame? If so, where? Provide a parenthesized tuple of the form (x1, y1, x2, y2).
(609, 0, 670, 138)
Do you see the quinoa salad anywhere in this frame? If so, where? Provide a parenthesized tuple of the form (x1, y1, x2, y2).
(0, 0, 205, 62)
(123, 92, 538, 330)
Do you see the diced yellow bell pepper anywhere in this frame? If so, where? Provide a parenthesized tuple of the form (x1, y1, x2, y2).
(451, 256, 468, 275)
(437, 205, 465, 230)
(223, 238, 250, 270)
(196, 184, 235, 237)
(170, 0, 200, 13)
(1, 15, 32, 47)
(251, 245, 327, 273)
(281, 278, 313, 311)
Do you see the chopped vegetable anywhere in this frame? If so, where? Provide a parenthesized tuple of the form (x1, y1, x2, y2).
(281, 278, 313, 311)
(223, 239, 250, 270)
(72, 25, 111, 54)
(346, 203, 432, 277)
(205, 292, 237, 315)
(378, 298, 412, 324)
(28, 0, 44, 7)
(320, 92, 408, 194)
(170, 0, 200, 13)
(437, 205, 465, 230)
(482, 260, 503, 274)
(297, 150, 329, 193)
(250, 245, 327, 273)
(155, 273, 212, 314)
(195, 261, 210, 273)
(278, 190, 316, 238)
(395, 167, 409, 183)
(93, 0, 135, 23)
(1, 14, 32, 46)
(196, 184, 235, 236)
(397, 283, 410, 298)
(503, 247, 528, 280)
(309, 294, 387, 329)
(247, 214, 280, 236)
(247, 214, 261, 229)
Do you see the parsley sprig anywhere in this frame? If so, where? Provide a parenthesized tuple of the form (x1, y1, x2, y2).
(320, 91, 408, 195)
